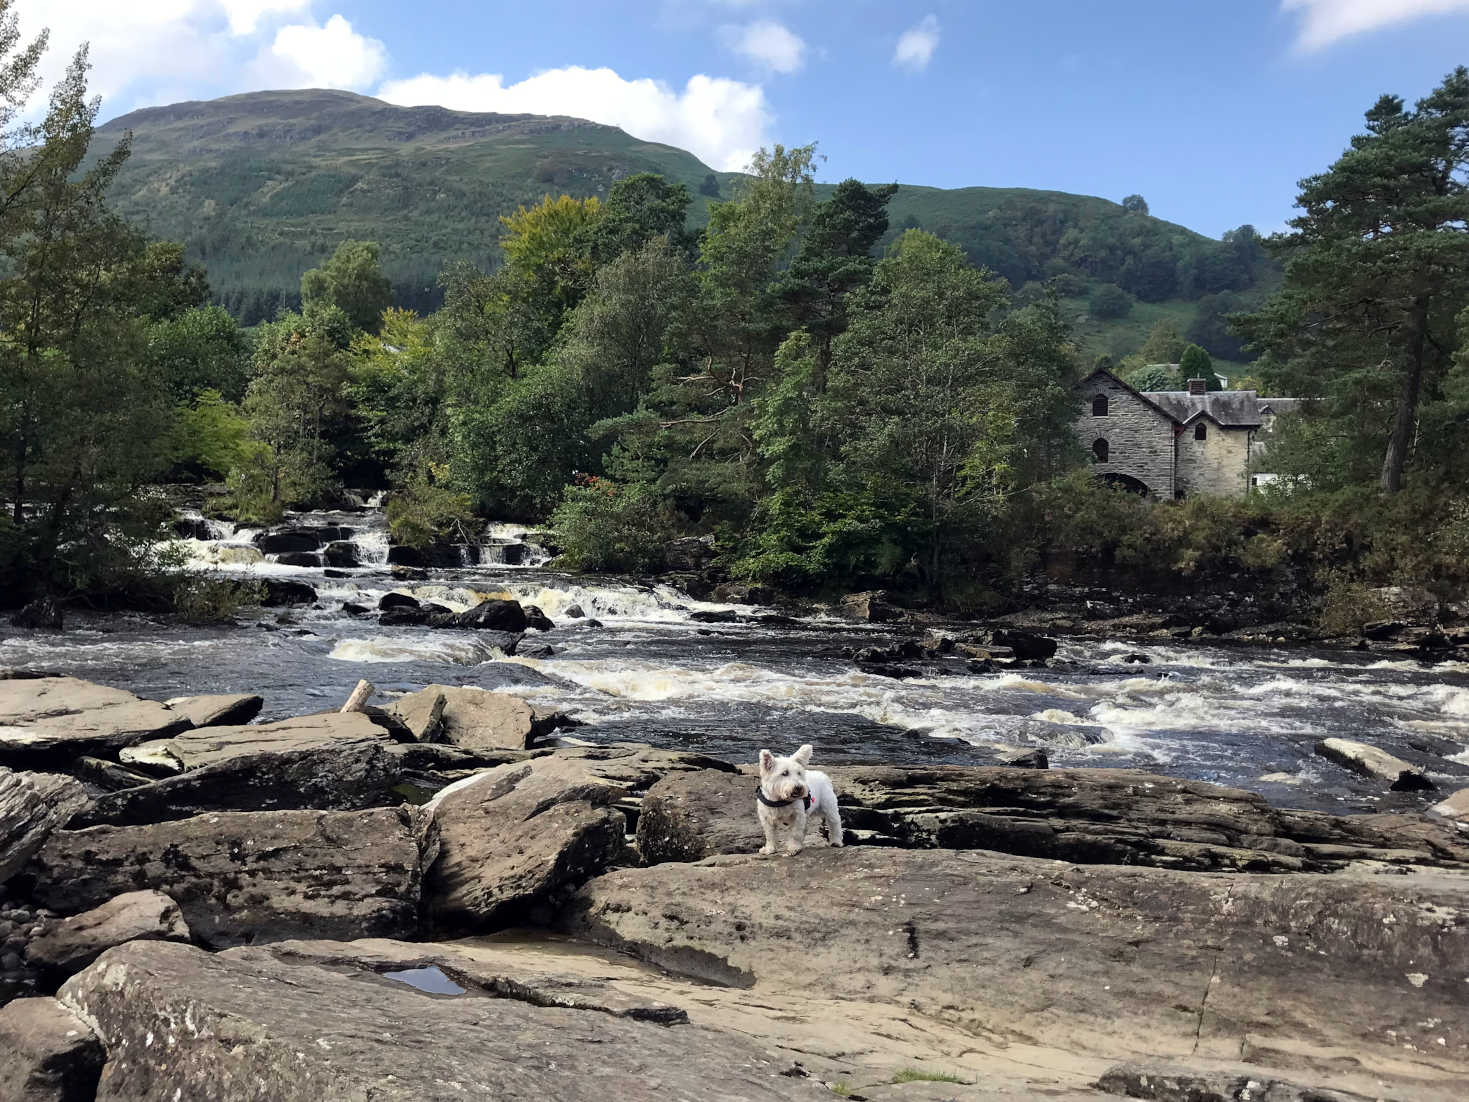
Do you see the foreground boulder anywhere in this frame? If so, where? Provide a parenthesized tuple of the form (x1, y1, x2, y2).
(405, 685, 539, 751)
(0, 997, 102, 1102)
(566, 849, 1469, 1096)
(436, 598, 529, 631)
(0, 678, 187, 763)
(0, 771, 88, 884)
(57, 940, 828, 1100)
(423, 758, 627, 929)
(636, 765, 1469, 872)
(27, 808, 429, 948)
(161, 693, 264, 728)
(25, 890, 190, 976)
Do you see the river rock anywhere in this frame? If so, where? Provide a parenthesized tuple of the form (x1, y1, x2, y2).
(28, 807, 428, 948)
(1429, 787, 1469, 823)
(253, 528, 321, 553)
(438, 598, 528, 632)
(378, 591, 419, 611)
(259, 578, 317, 606)
(58, 939, 828, 1101)
(76, 739, 400, 826)
(162, 693, 263, 728)
(421, 685, 539, 751)
(0, 678, 188, 763)
(323, 540, 359, 567)
(423, 758, 627, 929)
(274, 550, 322, 567)
(0, 997, 103, 1102)
(120, 710, 391, 772)
(386, 687, 446, 742)
(838, 590, 904, 622)
(9, 598, 63, 631)
(565, 849, 1469, 1095)
(1315, 737, 1436, 791)
(637, 765, 1469, 872)
(25, 890, 190, 976)
(0, 771, 89, 884)
(523, 604, 554, 631)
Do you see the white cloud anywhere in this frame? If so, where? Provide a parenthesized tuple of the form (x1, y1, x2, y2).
(725, 20, 807, 74)
(267, 14, 387, 88)
(221, 0, 310, 36)
(378, 66, 771, 171)
(893, 13, 940, 72)
(1283, 0, 1469, 51)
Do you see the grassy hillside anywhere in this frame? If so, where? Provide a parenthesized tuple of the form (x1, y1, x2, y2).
(96, 89, 1270, 352)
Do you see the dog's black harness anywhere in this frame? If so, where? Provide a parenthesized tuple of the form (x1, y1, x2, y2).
(756, 787, 812, 811)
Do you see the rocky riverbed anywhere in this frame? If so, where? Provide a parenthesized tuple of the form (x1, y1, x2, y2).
(1, 664, 1468, 1100)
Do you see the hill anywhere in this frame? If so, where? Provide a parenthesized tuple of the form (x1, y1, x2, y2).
(95, 88, 1271, 358)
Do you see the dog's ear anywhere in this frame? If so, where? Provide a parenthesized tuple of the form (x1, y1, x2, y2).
(758, 749, 774, 773)
(793, 744, 813, 765)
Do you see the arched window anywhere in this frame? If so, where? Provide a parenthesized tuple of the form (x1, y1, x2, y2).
(1092, 395, 1108, 417)
(1194, 423, 1207, 441)
(1093, 438, 1109, 462)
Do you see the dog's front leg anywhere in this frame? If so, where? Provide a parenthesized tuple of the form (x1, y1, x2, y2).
(782, 811, 806, 856)
(758, 805, 777, 855)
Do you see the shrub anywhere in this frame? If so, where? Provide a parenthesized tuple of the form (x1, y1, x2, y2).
(171, 573, 264, 624)
(1089, 282, 1133, 320)
(385, 474, 476, 549)
(550, 477, 674, 572)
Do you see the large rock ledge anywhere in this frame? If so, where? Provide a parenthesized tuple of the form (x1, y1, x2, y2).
(563, 848, 1469, 1099)
(638, 764, 1469, 871)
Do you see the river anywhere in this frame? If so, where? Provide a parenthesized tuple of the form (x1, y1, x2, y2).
(2, 504, 1467, 814)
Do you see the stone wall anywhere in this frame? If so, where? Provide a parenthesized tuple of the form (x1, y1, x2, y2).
(1075, 375, 1175, 497)
(1176, 422, 1252, 498)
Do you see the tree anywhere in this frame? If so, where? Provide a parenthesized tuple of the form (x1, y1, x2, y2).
(498, 193, 602, 336)
(147, 305, 248, 402)
(1186, 292, 1247, 361)
(1089, 283, 1132, 319)
(699, 173, 720, 198)
(1122, 194, 1149, 215)
(300, 239, 393, 333)
(588, 173, 693, 263)
(1238, 68, 1469, 492)
(1124, 363, 1180, 392)
(1138, 320, 1185, 365)
(1178, 344, 1220, 389)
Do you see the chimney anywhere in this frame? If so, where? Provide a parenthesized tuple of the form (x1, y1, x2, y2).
(1187, 378, 1207, 396)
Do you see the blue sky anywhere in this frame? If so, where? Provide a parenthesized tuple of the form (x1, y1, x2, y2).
(21, 0, 1469, 237)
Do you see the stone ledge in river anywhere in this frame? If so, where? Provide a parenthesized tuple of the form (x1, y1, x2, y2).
(1094, 1062, 1381, 1102)
(0, 678, 190, 764)
(27, 807, 429, 949)
(161, 693, 263, 729)
(120, 711, 391, 773)
(636, 765, 1469, 872)
(25, 889, 190, 977)
(1314, 737, 1437, 792)
(408, 685, 540, 751)
(564, 849, 1469, 1095)
(1430, 786, 1469, 823)
(0, 996, 103, 1102)
(56, 939, 829, 1101)
(258, 578, 317, 606)
(0, 770, 89, 885)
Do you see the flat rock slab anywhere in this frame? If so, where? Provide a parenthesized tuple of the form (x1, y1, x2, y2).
(1316, 737, 1436, 791)
(76, 739, 401, 826)
(565, 849, 1469, 1099)
(162, 693, 263, 728)
(425, 757, 626, 930)
(417, 685, 539, 750)
(121, 711, 391, 772)
(0, 678, 188, 763)
(0, 997, 103, 1102)
(638, 765, 1469, 872)
(28, 808, 428, 948)
(1430, 786, 1469, 822)
(58, 940, 829, 1101)
(0, 770, 89, 884)
(26, 890, 190, 976)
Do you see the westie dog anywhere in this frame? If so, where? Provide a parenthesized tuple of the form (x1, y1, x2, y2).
(756, 744, 843, 855)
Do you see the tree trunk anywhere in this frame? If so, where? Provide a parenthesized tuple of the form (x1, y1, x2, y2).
(1380, 300, 1429, 493)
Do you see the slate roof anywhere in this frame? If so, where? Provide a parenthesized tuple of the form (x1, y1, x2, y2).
(1142, 389, 1262, 428)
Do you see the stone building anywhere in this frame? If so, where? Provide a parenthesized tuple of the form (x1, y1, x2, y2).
(1074, 368, 1290, 499)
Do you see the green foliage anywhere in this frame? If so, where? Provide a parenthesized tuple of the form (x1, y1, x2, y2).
(1089, 282, 1132, 319)
(588, 172, 693, 262)
(1178, 344, 1219, 389)
(384, 473, 476, 548)
(1121, 194, 1149, 215)
(892, 1068, 968, 1085)
(169, 573, 263, 624)
(147, 305, 249, 401)
(1238, 67, 1469, 493)
(301, 239, 393, 333)
(170, 390, 251, 479)
(1124, 363, 1180, 391)
(550, 477, 673, 572)
(1139, 320, 1185, 366)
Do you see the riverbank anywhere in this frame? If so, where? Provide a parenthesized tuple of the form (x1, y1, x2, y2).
(1, 670, 1468, 1100)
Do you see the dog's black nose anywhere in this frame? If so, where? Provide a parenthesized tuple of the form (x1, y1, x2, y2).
(793, 786, 806, 798)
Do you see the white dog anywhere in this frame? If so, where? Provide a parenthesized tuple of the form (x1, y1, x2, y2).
(756, 744, 843, 855)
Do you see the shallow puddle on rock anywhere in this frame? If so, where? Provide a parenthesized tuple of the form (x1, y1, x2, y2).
(381, 965, 467, 996)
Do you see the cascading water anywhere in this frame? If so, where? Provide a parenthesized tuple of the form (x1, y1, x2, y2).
(2, 499, 1467, 813)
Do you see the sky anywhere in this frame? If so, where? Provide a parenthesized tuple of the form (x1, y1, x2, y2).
(16, 0, 1469, 237)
